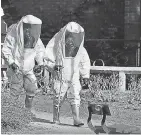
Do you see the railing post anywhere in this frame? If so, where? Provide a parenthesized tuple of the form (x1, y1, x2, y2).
(119, 71, 126, 92)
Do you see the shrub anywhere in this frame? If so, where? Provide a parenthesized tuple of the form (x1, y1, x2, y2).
(127, 77, 141, 104)
(80, 73, 120, 102)
(81, 73, 141, 104)
(1, 88, 34, 133)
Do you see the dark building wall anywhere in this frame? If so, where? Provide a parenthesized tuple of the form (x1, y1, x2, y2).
(124, 0, 140, 40)
(124, 0, 141, 66)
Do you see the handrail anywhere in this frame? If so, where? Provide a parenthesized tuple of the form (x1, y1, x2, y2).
(90, 66, 141, 74)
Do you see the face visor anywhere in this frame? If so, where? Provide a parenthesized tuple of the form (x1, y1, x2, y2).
(23, 23, 41, 48)
(65, 31, 83, 57)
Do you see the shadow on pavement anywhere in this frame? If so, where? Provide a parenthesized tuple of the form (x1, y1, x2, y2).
(108, 123, 141, 134)
(88, 124, 141, 134)
(32, 117, 54, 124)
(59, 123, 76, 127)
(32, 117, 76, 127)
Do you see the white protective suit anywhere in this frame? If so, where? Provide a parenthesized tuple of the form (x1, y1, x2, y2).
(2, 15, 45, 99)
(44, 22, 90, 125)
(1, 7, 8, 82)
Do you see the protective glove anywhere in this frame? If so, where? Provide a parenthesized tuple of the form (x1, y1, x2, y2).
(34, 65, 44, 74)
(54, 65, 63, 72)
(82, 78, 89, 89)
(10, 63, 19, 72)
(83, 78, 89, 85)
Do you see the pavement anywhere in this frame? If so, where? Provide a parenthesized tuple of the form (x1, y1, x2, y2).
(29, 110, 141, 134)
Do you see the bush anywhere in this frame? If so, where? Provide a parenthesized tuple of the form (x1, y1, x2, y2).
(127, 77, 141, 103)
(80, 73, 120, 102)
(81, 74, 141, 104)
(1, 88, 34, 133)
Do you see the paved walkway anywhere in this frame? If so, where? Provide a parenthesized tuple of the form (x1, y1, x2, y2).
(29, 110, 141, 134)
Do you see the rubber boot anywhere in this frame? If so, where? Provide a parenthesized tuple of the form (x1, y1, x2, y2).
(71, 104, 84, 127)
(25, 95, 34, 109)
(53, 100, 60, 124)
(52, 92, 67, 124)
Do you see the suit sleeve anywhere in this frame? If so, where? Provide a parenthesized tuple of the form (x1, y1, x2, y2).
(79, 47, 91, 78)
(2, 34, 15, 65)
(44, 36, 56, 69)
(35, 38, 45, 65)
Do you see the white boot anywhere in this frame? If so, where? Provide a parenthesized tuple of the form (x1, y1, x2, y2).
(53, 92, 67, 124)
(53, 101, 60, 124)
(25, 95, 34, 109)
(71, 104, 84, 127)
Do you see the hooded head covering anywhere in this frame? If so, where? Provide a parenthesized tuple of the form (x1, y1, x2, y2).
(22, 15, 42, 48)
(63, 22, 84, 57)
(53, 22, 84, 67)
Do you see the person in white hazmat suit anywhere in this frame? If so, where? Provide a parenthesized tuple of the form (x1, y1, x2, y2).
(44, 22, 90, 126)
(2, 15, 45, 110)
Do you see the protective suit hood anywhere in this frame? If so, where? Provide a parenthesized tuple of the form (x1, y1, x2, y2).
(57, 22, 85, 58)
(10, 15, 42, 50)
(22, 15, 42, 48)
(44, 22, 88, 75)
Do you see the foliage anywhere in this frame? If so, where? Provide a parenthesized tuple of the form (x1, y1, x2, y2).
(91, 40, 136, 66)
(80, 74, 141, 105)
(1, 88, 34, 133)
(127, 77, 141, 104)
(80, 73, 119, 102)
(1, 0, 22, 26)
